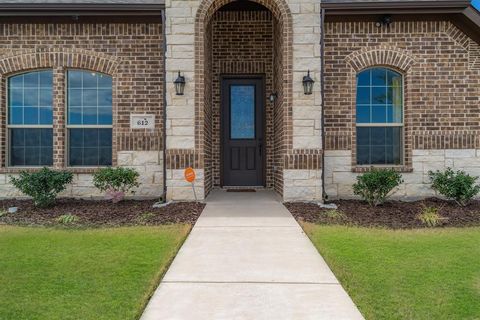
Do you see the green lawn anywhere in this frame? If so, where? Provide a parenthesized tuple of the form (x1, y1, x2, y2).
(303, 224, 480, 320)
(0, 225, 190, 320)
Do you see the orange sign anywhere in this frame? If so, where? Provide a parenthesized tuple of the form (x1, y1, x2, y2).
(184, 167, 196, 183)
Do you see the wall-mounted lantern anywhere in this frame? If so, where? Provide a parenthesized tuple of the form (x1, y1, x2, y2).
(269, 92, 277, 103)
(302, 70, 314, 95)
(174, 71, 185, 95)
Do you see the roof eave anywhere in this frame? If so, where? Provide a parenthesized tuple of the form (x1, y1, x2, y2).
(0, 3, 164, 16)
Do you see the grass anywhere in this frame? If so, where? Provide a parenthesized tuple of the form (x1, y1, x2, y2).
(303, 224, 480, 320)
(0, 225, 190, 320)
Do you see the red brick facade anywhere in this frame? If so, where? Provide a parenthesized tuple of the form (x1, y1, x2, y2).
(0, 23, 163, 172)
(324, 21, 480, 170)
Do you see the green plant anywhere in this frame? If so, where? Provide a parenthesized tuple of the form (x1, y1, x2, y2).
(0, 209, 8, 217)
(56, 214, 79, 225)
(135, 212, 156, 224)
(428, 168, 480, 206)
(323, 209, 346, 220)
(417, 206, 445, 227)
(353, 169, 404, 207)
(93, 167, 140, 203)
(10, 168, 73, 208)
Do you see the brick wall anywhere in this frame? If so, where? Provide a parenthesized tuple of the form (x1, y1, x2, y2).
(0, 22, 165, 198)
(325, 21, 480, 159)
(324, 20, 480, 199)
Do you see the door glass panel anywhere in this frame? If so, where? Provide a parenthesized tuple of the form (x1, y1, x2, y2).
(230, 85, 255, 139)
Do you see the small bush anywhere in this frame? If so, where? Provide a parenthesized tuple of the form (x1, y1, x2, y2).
(57, 214, 79, 225)
(428, 168, 480, 207)
(323, 209, 346, 220)
(10, 168, 73, 208)
(93, 167, 140, 203)
(353, 169, 403, 207)
(0, 209, 7, 217)
(417, 206, 444, 227)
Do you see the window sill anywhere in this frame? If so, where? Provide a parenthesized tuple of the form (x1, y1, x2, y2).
(0, 167, 102, 174)
(352, 166, 413, 173)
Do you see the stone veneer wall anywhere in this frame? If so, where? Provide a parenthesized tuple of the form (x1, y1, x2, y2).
(0, 22, 164, 199)
(324, 21, 480, 199)
(166, 0, 323, 201)
(326, 150, 480, 200)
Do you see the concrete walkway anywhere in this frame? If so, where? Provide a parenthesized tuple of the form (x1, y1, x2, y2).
(141, 190, 364, 320)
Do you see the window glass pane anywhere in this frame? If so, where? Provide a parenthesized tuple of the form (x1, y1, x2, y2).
(372, 86, 387, 104)
(67, 70, 112, 125)
(8, 70, 53, 125)
(69, 71, 82, 88)
(23, 72, 39, 88)
(9, 107, 23, 125)
(230, 85, 255, 139)
(356, 127, 402, 165)
(356, 87, 370, 105)
(371, 105, 387, 123)
(357, 69, 370, 86)
(356, 106, 370, 123)
(69, 128, 112, 166)
(372, 68, 387, 86)
(24, 107, 39, 125)
(9, 128, 53, 166)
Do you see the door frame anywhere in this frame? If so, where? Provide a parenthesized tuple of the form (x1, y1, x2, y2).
(220, 74, 266, 187)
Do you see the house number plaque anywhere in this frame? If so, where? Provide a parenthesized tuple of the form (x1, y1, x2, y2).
(130, 114, 155, 129)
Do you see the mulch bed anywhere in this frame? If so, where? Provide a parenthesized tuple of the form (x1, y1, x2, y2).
(0, 199, 205, 227)
(285, 198, 480, 229)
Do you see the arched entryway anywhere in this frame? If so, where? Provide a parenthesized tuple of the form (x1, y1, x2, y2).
(194, 0, 293, 197)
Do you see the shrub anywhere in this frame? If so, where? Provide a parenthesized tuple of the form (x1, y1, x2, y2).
(93, 167, 140, 203)
(428, 168, 480, 207)
(323, 209, 346, 220)
(10, 168, 73, 208)
(417, 206, 445, 227)
(57, 214, 79, 225)
(353, 169, 403, 207)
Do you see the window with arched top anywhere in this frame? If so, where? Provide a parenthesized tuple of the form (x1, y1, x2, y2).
(7, 70, 53, 166)
(356, 67, 403, 165)
(67, 70, 112, 166)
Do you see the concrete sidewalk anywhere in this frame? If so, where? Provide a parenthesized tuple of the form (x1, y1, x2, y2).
(141, 190, 364, 320)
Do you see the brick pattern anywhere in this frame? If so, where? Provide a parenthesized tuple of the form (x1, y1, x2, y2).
(165, 149, 202, 170)
(194, 0, 294, 173)
(324, 21, 480, 170)
(211, 10, 274, 188)
(0, 23, 164, 172)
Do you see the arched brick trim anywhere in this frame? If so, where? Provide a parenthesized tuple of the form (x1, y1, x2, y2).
(194, 0, 294, 159)
(0, 48, 121, 76)
(345, 46, 416, 73)
(346, 47, 415, 171)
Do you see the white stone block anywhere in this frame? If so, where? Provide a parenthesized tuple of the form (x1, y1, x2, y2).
(445, 149, 476, 158)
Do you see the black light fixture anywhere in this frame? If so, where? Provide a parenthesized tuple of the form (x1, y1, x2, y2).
(174, 71, 185, 95)
(302, 70, 314, 95)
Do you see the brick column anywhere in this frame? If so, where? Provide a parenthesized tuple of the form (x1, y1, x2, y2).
(52, 67, 65, 169)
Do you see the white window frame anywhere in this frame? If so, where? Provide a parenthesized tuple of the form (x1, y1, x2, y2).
(356, 67, 405, 167)
(65, 69, 113, 168)
(5, 69, 54, 167)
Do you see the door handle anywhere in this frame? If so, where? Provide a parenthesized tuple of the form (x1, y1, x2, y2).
(258, 139, 263, 157)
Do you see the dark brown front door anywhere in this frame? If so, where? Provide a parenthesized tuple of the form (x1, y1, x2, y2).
(222, 77, 264, 186)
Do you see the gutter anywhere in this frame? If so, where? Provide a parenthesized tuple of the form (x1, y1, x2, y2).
(320, 8, 327, 203)
(161, 9, 168, 203)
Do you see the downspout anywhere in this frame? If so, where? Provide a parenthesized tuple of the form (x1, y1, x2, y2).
(161, 9, 168, 202)
(320, 8, 327, 202)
